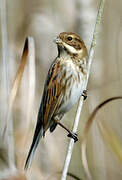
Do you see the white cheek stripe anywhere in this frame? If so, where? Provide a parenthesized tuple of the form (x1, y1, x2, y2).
(64, 43, 83, 54)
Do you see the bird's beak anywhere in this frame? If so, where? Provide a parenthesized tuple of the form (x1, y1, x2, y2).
(53, 37, 62, 44)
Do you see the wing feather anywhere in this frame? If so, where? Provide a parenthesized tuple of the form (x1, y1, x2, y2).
(40, 59, 65, 133)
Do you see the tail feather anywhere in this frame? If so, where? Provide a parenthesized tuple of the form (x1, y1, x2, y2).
(24, 126, 44, 170)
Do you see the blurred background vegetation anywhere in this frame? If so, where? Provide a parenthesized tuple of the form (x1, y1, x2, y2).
(0, 0, 122, 179)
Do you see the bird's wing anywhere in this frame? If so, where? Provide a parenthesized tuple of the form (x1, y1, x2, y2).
(41, 59, 65, 133)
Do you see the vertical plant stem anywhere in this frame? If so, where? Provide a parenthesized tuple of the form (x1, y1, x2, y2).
(61, 0, 105, 179)
(0, 0, 15, 169)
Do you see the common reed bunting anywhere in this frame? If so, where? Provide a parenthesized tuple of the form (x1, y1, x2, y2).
(25, 32, 88, 170)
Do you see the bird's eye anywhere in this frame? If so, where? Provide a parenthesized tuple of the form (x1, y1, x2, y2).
(67, 36, 72, 41)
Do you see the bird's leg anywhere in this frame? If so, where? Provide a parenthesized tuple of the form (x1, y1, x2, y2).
(82, 90, 87, 100)
(55, 120, 78, 142)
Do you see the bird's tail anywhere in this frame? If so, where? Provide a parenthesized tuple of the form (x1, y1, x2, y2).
(24, 126, 44, 170)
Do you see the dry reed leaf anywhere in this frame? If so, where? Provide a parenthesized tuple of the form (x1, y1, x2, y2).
(16, 37, 35, 169)
(97, 120, 122, 163)
(2, 37, 35, 171)
(4, 38, 28, 135)
(24, 37, 35, 139)
(81, 96, 122, 180)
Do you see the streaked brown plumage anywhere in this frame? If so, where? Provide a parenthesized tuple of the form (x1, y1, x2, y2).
(24, 32, 88, 170)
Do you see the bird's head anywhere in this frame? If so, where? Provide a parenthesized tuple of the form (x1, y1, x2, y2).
(54, 32, 88, 59)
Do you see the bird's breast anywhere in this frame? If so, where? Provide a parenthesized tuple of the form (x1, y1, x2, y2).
(59, 61, 86, 113)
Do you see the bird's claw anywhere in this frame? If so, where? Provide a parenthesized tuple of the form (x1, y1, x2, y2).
(82, 90, 87, 100)
(67, 132, 78, 142)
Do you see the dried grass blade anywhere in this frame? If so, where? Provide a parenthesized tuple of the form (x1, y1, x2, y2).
(3, 38, 29, 136)
(81, 96, 122, 179)
(19, 37, 35, 169)
(97, 118, 122, 163)
(25, 37, 35, 138)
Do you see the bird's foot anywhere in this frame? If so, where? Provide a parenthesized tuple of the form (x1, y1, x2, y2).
(67, 132, 78, 142)
(56, 120, 78, 142)
(82, 90, 87, 100)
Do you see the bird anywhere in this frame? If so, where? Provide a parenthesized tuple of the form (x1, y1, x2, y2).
(24, 32, 88, 170)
